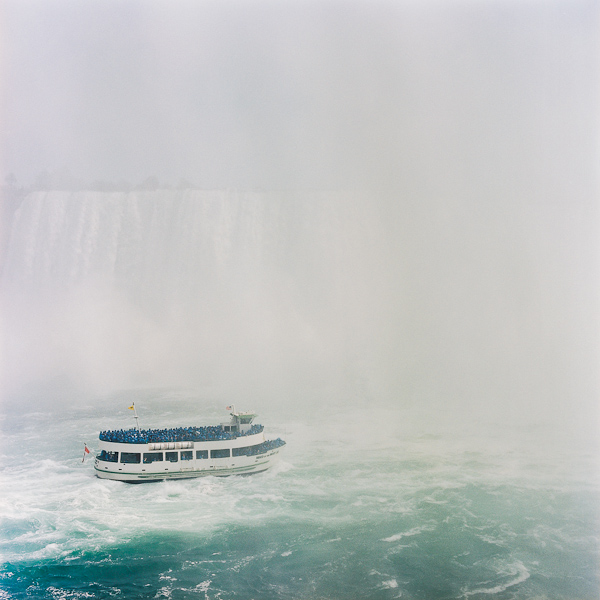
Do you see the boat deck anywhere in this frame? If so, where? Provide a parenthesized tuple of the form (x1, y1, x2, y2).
(99, 424, 264, 444)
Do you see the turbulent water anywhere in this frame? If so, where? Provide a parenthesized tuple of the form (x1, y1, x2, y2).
(0, 390, 598, 600)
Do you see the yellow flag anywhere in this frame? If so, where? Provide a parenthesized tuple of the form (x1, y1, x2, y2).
(128, 405, 135, 410)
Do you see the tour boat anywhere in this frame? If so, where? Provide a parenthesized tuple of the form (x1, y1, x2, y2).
(93, 405, 286, 482)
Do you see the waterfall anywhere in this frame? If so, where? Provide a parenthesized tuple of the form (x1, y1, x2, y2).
(2, 188, 596, 438)
(0, 189, 388, 401)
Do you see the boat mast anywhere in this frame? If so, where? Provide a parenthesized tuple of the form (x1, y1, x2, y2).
(129, 402, 141, 432)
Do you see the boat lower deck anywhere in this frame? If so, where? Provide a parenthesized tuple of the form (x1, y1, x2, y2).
(95, 457, 274, 482)
(94, 441, 284, 482)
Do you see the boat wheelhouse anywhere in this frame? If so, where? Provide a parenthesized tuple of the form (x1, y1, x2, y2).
(94, 406, 286, 482)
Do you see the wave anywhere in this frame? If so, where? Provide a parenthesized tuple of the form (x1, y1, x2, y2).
(462, 560, 530, 597)
(381, 523, 437, 543)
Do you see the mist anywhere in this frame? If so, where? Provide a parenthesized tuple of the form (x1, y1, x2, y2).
(0, 0, 598, 443)
(2, 0, 597, 192)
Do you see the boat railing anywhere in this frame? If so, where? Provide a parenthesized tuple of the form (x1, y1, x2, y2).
(99, 423, 264, 444)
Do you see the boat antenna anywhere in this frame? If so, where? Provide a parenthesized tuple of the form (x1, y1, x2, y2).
(128, 402, 141, 432)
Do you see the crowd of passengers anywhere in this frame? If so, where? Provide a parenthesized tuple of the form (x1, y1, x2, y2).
(238, 438, 286, 455)
(99, 423, 264, 444)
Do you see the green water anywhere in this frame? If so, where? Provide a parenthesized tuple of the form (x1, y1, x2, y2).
(1, 395, 598, 599)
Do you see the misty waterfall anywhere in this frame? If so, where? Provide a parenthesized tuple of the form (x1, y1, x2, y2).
(1, 190, 388, 399)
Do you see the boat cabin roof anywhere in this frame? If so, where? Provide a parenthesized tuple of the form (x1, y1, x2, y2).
(229, 411, 257, 425)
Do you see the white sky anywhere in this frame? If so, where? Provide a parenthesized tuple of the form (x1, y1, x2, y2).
(0, 0, 597, 191)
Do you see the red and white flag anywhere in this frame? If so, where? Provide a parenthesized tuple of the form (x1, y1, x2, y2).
(82, 444, 90, 462)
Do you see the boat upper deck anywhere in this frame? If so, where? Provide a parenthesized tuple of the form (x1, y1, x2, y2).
(99, 423, 264, 445)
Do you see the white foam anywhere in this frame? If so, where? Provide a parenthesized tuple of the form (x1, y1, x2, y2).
(382, 524, 436, 542)
(155, 586, 173, 599)
(463, 560, 530, 597)
(246, 493, 285, 502)
(45, 586, 95, 599)
(194, 580, 212, 593)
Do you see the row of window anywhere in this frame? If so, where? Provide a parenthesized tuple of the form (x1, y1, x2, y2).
(99, 447, 243, 464)
(97, 439, 284, 465)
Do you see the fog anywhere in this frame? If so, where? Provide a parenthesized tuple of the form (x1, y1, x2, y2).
(0, 0, 598, 442)
(2, 0, 597, 192)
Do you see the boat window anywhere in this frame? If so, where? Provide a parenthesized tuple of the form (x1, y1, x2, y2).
(143, 452, 163, 464)
(235, 443, 267, 456)
(165, 451, 178, 462)
(181, 450, 193, 461)
(196, 450, 208, 459)
(210, 448, 230, 459)
(120, 452, 141, 464)
(232, 446, 252, 457)
(98, 450, 118, 463)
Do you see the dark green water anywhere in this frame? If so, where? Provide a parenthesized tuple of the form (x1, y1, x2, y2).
(1, 396, 598, 599)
